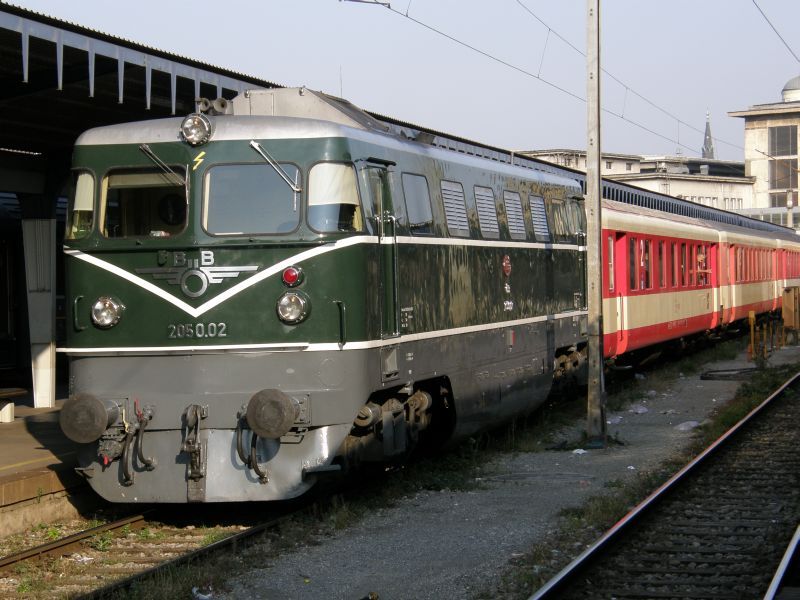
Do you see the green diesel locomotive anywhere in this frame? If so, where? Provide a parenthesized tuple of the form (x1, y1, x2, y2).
(59, 88, 587, 502)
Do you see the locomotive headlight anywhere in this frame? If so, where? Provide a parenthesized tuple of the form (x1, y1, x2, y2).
(276, 291, 310, 324)
(180, 113, 212, 146)
(91, 296, 124, 329)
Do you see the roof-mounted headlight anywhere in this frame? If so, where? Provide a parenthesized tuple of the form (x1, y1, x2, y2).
(180, 113, 213, 146)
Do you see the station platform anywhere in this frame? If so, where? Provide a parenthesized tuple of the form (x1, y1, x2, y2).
(0, 386, 92, 536)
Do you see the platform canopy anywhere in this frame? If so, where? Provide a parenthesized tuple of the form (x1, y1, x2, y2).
(0, 1, 278, 193)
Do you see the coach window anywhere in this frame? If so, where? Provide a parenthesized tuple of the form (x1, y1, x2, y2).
(689, 245, 696, 286)
(658, 240, 666, 288)
(680, 243, 688, 286)
(67, 171, 95, 240)
(735, 248, 742, 282)
(640, 239, 652, 289)
(698, 245, 708, 286)
(629, 237, 637, 291)
(474, 186, 499, 238)
(441, 180, 470, 237)
(307, 163, 363, 233)
(504, 191, 527, 241)
(103, 167, 188, 238)
(607, 235, 615, 292)
(401, 173, 434, 235)
(671, 242, 678, 287)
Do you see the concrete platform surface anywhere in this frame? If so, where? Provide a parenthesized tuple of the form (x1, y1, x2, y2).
(0, 389, 83, 509)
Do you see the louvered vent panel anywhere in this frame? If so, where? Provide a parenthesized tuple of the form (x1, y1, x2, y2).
(529, 195, 551, 242)
(504, 191, 526, 239)
(474, 186, 499, 236)
(441, 180, 469, 232)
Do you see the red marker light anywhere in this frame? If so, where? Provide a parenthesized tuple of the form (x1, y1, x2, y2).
(502, 255, 512, 277)
(282, 266, 303, 287)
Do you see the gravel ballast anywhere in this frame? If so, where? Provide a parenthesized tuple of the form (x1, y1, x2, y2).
(219, 346, 800, 600)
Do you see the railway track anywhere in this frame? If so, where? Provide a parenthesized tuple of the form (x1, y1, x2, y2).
(532, 370, 800, 599)
(0, 509, 267, 599)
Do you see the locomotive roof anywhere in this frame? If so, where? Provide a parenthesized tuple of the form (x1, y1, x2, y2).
(74, 114, 584, 193)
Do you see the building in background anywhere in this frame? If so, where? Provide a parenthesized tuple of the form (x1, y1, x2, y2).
(730, 76, 800, 227)
(521, 149, 753, 214)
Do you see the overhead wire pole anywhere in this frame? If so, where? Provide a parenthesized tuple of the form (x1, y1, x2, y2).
(585, 0, 606, 444)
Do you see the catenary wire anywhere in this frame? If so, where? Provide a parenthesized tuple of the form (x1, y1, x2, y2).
(372, 3, 736, 157)
(751, 0, 800, 64)
(512, 0, 743, 151)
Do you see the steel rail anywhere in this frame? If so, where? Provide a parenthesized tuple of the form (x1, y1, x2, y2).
(764, 525, 800, 600)
(530, 369, 800, 600)
(79, 511, 297, 600)
(0, 512, 149, 574)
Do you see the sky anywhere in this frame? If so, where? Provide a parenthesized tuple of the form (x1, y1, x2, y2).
(6, 0, 800, 161)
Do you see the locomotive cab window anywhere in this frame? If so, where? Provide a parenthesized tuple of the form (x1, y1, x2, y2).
(101, 168, 187, 238)
(308, 162, 363, 233)
(66, 171, 95, 240)
(205, 163, 300, 235)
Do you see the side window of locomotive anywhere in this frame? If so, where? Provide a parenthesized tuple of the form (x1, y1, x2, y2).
(308, 162, 363, 233)
(503, 191, 527, 241)
(66, 171, 95, 240)
(401, 173, 434, 235)
(205, 163, 300, 235)
(528, 195, 551, 242)
(474, 186, 499, 238)
(441, 180, 469, 237)
(569, 199, 586, 236)
(547, 199, 572, 243)
(101, 168, 187, 238)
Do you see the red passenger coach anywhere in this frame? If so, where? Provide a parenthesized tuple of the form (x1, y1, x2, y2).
(600, 198, 800, 360)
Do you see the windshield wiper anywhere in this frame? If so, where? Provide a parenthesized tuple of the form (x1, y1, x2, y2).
(139, 144, 186, 186)
(249, 140, 302, 193)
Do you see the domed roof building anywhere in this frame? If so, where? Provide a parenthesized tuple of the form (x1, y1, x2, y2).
(730, 76, 800, 229)
(783, 75, 800, 102)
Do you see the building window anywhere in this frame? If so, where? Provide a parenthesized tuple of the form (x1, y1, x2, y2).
(770, 192, 788, 208)
(769, 160, 798, 190)
(605, 161, 612, 169)
(769, 125, 797, 156)
(626, 162, 632, 171)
